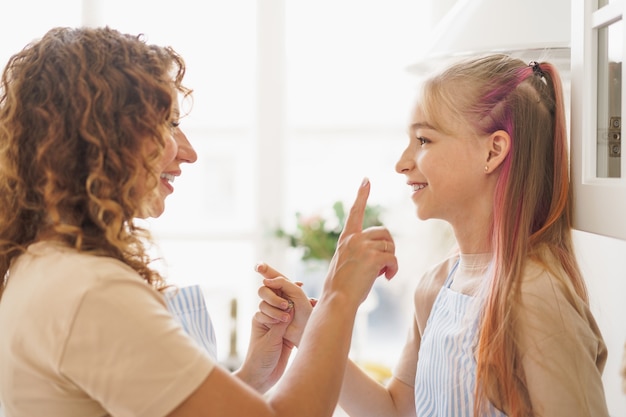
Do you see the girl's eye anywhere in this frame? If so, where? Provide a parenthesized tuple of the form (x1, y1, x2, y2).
(417, 137, 428, 146)
(170, 120, 180, 129)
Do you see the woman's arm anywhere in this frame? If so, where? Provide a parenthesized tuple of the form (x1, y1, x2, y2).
(168, 291, 362, 417)
(255, 273, 417, 417)
(167, 178, 399, 417)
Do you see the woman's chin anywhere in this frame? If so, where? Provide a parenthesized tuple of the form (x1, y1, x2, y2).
(138, 199, 166, 219)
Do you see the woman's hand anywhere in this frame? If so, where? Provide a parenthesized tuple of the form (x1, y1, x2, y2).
(234, 301, 294, 393)
(320, 178, 398, 309)
(254, 177, 398, 347)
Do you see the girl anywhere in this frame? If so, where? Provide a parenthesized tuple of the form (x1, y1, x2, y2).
(257, 54, 610, 417)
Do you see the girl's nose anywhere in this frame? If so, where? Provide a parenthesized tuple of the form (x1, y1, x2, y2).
(395, 146, 415, 174)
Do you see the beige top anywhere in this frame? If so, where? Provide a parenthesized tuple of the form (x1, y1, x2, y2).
(0, 241, 215, 417)
(393, 251, 609, 416)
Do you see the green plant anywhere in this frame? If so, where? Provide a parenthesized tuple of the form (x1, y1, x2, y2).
(275, 201, 384, 261)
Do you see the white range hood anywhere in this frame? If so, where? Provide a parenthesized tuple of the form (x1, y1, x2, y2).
(409, 0, 572, 75)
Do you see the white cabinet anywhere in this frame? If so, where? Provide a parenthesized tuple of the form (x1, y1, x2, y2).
(571, 0, 626, 240)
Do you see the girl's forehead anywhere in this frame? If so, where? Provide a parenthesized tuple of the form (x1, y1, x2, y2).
(410, 103, 441, 130)
(410, 103, 428, 123)
(411, 101, 476, 139)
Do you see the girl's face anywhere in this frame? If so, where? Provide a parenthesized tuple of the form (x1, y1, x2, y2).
(141, 104, 198, 218)
(395, 104, 491, 227)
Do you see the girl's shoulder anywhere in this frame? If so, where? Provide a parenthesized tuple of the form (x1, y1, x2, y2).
(419, 255, 459, 288)
(412, 255, 460, 332)
(414, 255, 459, 302)
(521, 252, 577, 301)
(518, 252, 593, 327)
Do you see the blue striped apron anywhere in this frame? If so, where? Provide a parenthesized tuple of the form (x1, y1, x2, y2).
(165, 285, 218, 360)
(415, 261, 506, 417)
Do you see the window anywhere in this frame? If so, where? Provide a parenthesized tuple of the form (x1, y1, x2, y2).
(0, 1, 436, 367)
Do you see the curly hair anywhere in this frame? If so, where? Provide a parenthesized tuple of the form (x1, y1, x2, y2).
(0, 26, 190, 297)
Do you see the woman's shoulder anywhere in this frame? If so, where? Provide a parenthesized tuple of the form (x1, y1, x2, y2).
(25, 240, 141, 279)
(11, 241, 152, 309)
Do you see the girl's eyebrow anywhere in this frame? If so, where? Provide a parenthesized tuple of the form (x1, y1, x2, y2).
(407, 121, 436, 135)
(410, 122, 435, 130)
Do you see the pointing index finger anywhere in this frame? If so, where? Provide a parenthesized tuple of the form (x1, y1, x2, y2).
(339, 177, 370, 240)
(254, 262, 286, 280)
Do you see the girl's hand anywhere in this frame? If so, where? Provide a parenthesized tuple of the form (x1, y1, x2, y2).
(254, 263, 315, 347)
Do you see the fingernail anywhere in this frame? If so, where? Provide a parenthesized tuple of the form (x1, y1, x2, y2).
(361, 177, 369, 187)
(254, 263, 263, 272)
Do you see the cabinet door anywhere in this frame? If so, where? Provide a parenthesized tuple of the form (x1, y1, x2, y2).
(571, 0, 626, 240)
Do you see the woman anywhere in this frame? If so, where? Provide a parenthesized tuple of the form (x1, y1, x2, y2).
(0, 26, 397, 417)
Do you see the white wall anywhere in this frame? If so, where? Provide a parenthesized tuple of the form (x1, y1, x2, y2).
(574, 231, 626, 416)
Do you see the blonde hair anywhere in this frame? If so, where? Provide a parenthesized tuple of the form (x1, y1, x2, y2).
(0, 26, 190, 296)
(421, 54, 585, 416)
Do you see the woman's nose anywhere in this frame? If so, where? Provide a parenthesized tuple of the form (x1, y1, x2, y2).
(174, 128, 197, 163)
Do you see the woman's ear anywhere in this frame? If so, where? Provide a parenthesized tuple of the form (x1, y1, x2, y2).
(484, 130, 511, 173)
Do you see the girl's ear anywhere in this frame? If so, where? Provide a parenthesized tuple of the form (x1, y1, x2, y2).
(485, 130, 511, 173)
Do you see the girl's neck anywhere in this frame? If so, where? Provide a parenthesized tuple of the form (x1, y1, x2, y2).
(451, 212, 493, 255)
(451, 252, 492, 295)
(454, 232, 492, 255)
